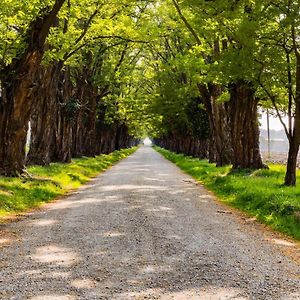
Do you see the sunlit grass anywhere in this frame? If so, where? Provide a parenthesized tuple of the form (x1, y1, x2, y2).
(0, 147, 137, 218)
(155, 146, 300, 240)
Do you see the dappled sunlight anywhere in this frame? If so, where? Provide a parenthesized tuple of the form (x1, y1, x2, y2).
(270, 238, 296, 247)
(168, 190, 186, 195)
(99, 231, 125, 238)
(143, 177, 168, 182)
(71, 278, 95, 289)
(115, 163, 153, 170)
(144, 195, 157, 199)
(116, 288, 162, 299)
(139, 264, 173, 274)
(30, 245, 80, 267)
(47, 197, 126, 211)
(104, 195, 118, 200)
(146, 206, 173, 212)
(1, 147, 299, 299)
(21, 269, 43, 276)
(0, 189, 13, 196)
(198, 199, 208, 203)
(30, 295, 76, 300)
(0, 238, 10, 245)
(29, 219, 58, 227)
(44, 271, 71, 279)
(199, 194, 213, 199)
(46, 199, 80, 211)
(159, 287, 248, 300)
(115, 286, 248, 300)
(100, 184, 170, 192)
(157, 173, 171, 177)
(123, 205, 143, 211)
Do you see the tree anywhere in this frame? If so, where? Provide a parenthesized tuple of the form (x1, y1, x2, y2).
(0, 0, 66, 175)
(170, 0, 265, 169)
(27, 0, 147, 164)
(253, 0, 300, 185)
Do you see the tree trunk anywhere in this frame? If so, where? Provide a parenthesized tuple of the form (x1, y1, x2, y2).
(285, 137, 299, 186)
(284, 55, 300, 185)
(0, 82, 32, 175)
(198, 83, 232, 166)
(0, 0, 65, 175)
(26, 65, 59, 165)
(229, 81, 265, 170)
(51, 68, 74, 163)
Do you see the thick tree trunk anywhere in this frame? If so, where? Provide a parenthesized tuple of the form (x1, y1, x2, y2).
(229, 81, 265, 170)
(198, 83, 232, 166)
(51, 68, 74, 163)
(0, 81, 32, 175)
(0, 0, 65, 175)
(26, 66, 59, 165)
(72, 61, 98, 157)
(72, 108, 85, 157)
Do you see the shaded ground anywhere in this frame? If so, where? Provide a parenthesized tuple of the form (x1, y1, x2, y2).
(0, 146, 299, 300)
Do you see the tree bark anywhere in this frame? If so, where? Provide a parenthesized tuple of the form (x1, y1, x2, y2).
(26, 65, 60, 165)
(0, 0, 65, 175)
(51, 68, 74, 163)
(285, 137, 300, 186)
(228, 81, 265, 170)
(198, 83, 232, 166)
(284, 55, 300, 185)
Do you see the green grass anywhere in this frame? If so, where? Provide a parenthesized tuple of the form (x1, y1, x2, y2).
(155, 146, 300, 240)
(0, 147, 137, 218)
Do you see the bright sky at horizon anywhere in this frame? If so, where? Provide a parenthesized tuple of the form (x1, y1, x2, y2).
(143, 137, 152, 145)
(259, 112, 288, 131)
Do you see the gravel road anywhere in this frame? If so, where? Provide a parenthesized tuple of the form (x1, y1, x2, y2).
(0, 146, 299, 300)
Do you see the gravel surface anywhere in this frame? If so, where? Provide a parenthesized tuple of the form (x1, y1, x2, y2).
(0, 146, 299, 300)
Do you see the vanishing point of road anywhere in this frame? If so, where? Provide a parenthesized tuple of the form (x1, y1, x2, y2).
(0, 146, 299, 299)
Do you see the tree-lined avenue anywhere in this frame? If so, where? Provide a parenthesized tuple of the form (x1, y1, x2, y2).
(0, 146, 299, 299)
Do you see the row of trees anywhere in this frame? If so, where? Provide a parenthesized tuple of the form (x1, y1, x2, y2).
(0, 0, 144, 176)
(0, 0, 299, 186)
(134, 0, 300, 186)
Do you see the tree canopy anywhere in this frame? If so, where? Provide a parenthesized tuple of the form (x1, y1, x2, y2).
(0, 0, 300, 185)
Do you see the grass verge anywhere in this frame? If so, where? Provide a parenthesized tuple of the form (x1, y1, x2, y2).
(155, 146, 300, 240)
(0, 147, 137, 218)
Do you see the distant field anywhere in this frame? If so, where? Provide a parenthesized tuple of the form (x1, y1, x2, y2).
(260, 129, 300, 168)
(261, 152, 300, 168)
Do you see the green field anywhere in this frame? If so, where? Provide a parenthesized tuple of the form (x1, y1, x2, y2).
(155, 147, 300, 240)
(0, 147, 137, 218)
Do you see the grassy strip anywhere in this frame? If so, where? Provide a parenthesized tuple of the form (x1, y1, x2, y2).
(0, 147, 137, 218)
(155, 146, 300, 240)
